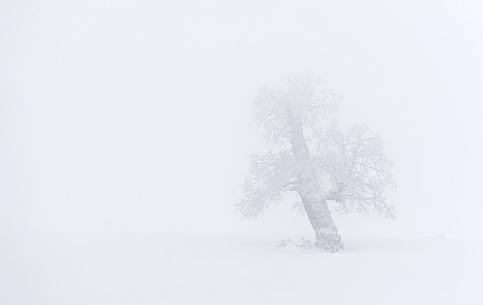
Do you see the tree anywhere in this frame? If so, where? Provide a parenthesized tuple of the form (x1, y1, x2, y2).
(239, 75, 393, 251)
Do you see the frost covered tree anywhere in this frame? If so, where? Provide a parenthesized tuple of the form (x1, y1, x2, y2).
(239, 75, 393, 251)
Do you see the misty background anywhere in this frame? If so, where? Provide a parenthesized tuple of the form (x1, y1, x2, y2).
(2, 0, 483, 242)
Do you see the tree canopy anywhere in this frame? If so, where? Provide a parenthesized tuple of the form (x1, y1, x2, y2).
(240, 75, 394, 220)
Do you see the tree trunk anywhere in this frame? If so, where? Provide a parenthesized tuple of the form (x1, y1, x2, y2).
(290, 120, 343, 251)
(300, 192, 343, 251)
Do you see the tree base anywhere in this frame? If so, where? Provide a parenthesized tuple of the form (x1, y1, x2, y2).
(314, 235, 343, 252)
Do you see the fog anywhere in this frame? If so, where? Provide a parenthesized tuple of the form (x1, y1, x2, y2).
(4, 1, 483, 304)
(3, 0, 483, 241)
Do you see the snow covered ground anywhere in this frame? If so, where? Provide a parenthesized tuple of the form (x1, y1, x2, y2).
(3, 230, 482, 305)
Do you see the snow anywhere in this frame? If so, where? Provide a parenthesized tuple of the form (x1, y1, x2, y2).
(3, 231, 482, 305)
(3, 2, 483, 304)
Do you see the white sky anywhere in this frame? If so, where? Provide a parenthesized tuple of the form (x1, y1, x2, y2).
(2, 0, 483, 239)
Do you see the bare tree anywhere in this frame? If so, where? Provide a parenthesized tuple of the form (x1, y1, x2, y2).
(239, 75, 393, 251)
